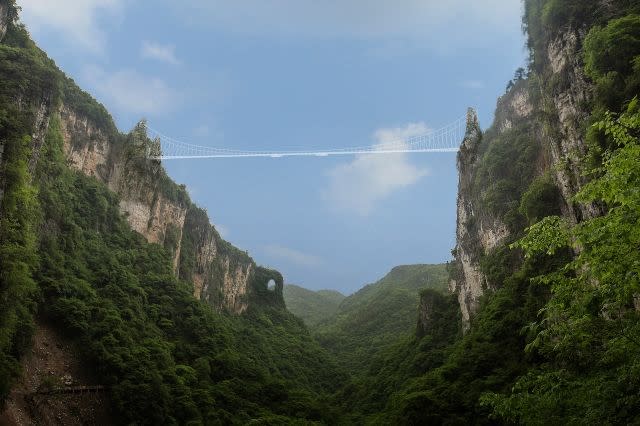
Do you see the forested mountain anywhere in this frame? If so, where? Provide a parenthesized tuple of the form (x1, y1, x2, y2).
(313, 264, 449, 372)
(1, 0, 640, 424)
(0, 1, 344, 423)
(283, 285, 345, 326)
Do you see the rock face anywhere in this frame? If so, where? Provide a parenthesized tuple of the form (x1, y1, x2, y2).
(55, 105, 281, 313)
(59, 107, 189, 274)
(417, 291, 440, 336)
(178, 206, 266, 314)
(543, 28, 602, 222)
(0, 2, 8, 42)
(449, 108, 486, 330)
(450, 89, 537, 331)
(449, 27, 600, 331)
(450, 99, 535, 330)
(0, 67, 281, 315)
(60, 106, 112, 181)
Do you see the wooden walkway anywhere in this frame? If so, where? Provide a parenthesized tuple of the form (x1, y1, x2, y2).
(13, 384, 108, 398)
(34, 385, 107, 396)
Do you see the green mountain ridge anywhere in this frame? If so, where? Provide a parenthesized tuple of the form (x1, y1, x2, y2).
(313, 264, 449, 373)
(283, 284, 345, 327)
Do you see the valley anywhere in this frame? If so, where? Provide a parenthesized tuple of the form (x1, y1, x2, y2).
(1, 0, 640, 424)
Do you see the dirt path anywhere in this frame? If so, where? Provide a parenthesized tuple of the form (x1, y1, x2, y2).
(0, 322, 114, 425)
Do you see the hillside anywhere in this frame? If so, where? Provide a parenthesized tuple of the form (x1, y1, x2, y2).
(314, 264, 449, 372)
(0, 1, 344, 423)
(283, 285, 345, 326)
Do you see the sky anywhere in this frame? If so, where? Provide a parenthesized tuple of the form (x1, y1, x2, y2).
(17, 0, 527, 294)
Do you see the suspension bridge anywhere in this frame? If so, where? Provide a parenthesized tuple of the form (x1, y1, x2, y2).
(146, 108, 476, 160)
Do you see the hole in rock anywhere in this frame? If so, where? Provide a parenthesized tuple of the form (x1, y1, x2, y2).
(267, 279, 276, 291)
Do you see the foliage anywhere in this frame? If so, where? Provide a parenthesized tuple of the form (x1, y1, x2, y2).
(61, 76, 118, 137)
(283, 285, 345, 327)
(518, 173, 562, 224)
(486, 100, 640, 424)
(0, 21, 58, 399)
(313, 264, 448, 375)
(27, 114, 344, 424)
(1, 1, 640, 424)
(524, 0, 640, 72)
(342, 290, 461, 423)
(346, 5, 640, 422)
(472, 111, 538, 231)
(0, 124, 39, 400)
(584, 14, 640, 112)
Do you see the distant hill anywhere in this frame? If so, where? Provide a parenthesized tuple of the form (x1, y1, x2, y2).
(313, 264, 449, 373)
(284, 285, 346, 326)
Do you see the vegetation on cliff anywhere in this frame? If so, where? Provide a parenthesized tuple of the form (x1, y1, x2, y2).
(0, 2, 344, 423)
(297, 2, 640, 424)
(346, 2, 640, 424)
(484, 95, 640, 426)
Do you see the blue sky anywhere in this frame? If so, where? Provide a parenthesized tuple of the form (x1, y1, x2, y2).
(18, 0, 526, 294)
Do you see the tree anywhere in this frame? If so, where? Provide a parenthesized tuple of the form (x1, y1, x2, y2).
(484, 100, 640, 424)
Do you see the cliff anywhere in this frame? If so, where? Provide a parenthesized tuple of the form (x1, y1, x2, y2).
(0, 2, 7, 42)
(60, 95, 284, 315)
(450, 86, 541, 330)
(0, 1, 283, 314)
(448, 1, 627, 330)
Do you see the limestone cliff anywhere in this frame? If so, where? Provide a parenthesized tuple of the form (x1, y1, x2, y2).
(449, 108, 487, 329)
(0, 1, 8, 42)
(540, 28, 602, 222)
(57, 105, 282, 313)
(177, 206, 284, 314)
(0, 1, 283, 313)
(450, 89, 538, 330)
(449, 25, 604, 330)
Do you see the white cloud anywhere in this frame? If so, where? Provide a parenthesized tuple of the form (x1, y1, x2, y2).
(172, 0, 522, 46)
(323, 123, 430, 216)
(263, 245, 323, 268)
(141, 41, 180, 65)
(18, 0, 122, 52)
(460, 80, 485, 90)
(83, 66, 177, 116)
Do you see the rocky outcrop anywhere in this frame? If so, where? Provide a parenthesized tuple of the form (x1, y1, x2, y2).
(220, 260, 252, 314)
(417, 290, 440, 336)
(27, 98, 53, 174)
(56, 104, 277, 313)
(0, 1, 8, 42)
(178, 206, 262, 314)
(449, 27, 603, 331)
(449, 108, 488, 330)
(543, 28, 601, 222)
(450, 89, 537, 331)
(60, 106, 111, 181)
(59, 107, 189, 271)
